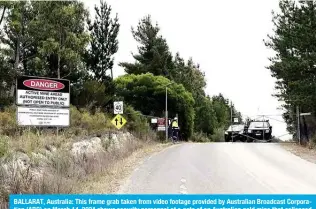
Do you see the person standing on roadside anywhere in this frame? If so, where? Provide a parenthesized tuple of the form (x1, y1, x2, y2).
(170, 117, 179, 142)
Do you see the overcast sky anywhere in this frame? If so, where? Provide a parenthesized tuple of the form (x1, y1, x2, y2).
(84, 0, 291, 140)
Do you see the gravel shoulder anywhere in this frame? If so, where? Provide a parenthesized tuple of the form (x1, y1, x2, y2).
(279, 142, 316, 164)
(74, 142, 171, 193)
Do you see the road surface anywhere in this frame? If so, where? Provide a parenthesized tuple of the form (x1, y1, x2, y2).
(118, 143, 316, 194)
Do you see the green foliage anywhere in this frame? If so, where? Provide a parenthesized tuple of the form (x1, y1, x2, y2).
(170, 54, 206, 98)
(124, 105, 151, 139)
(68, 105, 112, 135)
(72, 80, 112, 109)
(194, 96, 218, 136)
(115, 13, 243, 141)
(85, 0, 119, 82)
(211, 127, 225, 142)
(0, 52, 14, 106)
(2, 1, 90, 82)
(0, 2, 243, 143)
(212, 94, 230, 127)
(119, 15, 174, 76)
(115, 73, 195, 139)
(190, 132, 210, 143)
(265, 0, 316, 140)
(33, 1, 90, 78)
(0, 1, 11, 26)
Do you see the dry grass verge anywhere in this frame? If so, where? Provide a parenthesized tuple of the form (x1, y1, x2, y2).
(0, 136, 166, 208)
(280, 142, 316, 164)
(75, 142, 171, 194)
(0, 105, 162, 208)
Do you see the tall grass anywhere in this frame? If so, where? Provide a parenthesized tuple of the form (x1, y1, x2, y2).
(0, 105, 157, 207)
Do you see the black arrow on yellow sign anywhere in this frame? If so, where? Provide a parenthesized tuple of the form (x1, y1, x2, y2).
(115, 116, 123, 125)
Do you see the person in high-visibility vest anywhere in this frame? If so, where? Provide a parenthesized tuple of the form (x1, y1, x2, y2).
(171, 117, 179, 141)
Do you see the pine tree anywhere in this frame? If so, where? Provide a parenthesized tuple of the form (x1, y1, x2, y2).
(86, 0, 120, 82)
(119, 15, 173, 77)
(265, 0, 316, 139)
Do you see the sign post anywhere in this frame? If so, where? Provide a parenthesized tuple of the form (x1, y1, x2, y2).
(16, 75, 70, 127)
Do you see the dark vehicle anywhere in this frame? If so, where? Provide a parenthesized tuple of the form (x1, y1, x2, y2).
(245, 120, 272, 142)
(224, 124, 247, 142)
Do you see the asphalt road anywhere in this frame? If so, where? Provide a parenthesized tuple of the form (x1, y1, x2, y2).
(118, 143, 316, 194)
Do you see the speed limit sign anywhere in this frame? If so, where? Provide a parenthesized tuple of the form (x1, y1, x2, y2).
(114, 101, 123, 114)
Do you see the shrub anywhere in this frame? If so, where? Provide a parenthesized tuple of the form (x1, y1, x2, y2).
(124, 105, 153, 140)
(308, 135, 316, 149)
(190, 132, 210, 142)
(211, 127, 225, 142)
(70, 105, 82, 127)
(0, 106, 17, 136)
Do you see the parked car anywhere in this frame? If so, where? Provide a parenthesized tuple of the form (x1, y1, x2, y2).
(245, 120, 272, 142)
(224, 124, 247, 142)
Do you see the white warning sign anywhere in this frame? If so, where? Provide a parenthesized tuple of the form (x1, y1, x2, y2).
(17, 90, 70, 107)
(17, 106, 70, 127)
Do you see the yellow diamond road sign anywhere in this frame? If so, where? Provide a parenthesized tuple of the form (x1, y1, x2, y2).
(111, 114, 127, 129)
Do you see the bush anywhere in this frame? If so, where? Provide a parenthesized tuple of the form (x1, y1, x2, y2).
(65, 106, 112, 136)
(0, 106, 17, 136)
(190, 132, 210, 142)
(308, 135, 316, 149)
(124, 105, 154, 140)
(211, 127, 225, 142)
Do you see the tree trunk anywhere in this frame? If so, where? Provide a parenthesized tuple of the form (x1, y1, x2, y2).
(57, 54, 60, 79)
(0, 6, 6, 26)
(10, 30, 21, 98)
(58, 25, 62, 79)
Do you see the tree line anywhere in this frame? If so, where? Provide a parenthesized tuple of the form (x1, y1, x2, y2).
(0, 0, 242, 140)
(265, 0, 316, 144)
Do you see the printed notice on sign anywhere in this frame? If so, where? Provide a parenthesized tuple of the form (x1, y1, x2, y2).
(17, 90, 70, 107)
(17, 107, 69, 127)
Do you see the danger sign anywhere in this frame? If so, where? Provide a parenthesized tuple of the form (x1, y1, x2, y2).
(16, 75, 70, 127)
(16, 76, 70, 108)
(23, 79, 65, 91)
